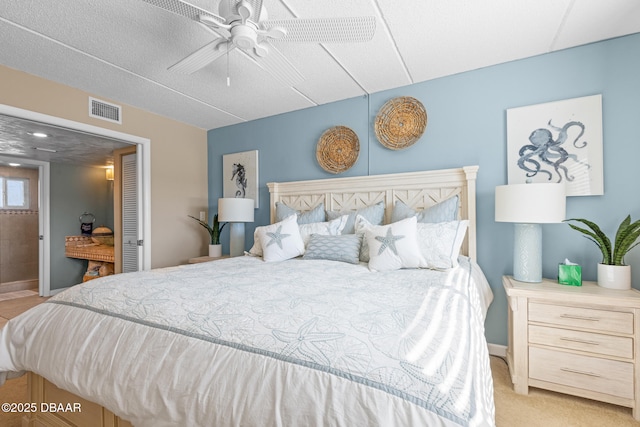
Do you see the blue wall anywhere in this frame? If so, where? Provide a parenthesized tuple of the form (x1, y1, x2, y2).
(208, 33, 640, 345)
(50, 163, 112, 290)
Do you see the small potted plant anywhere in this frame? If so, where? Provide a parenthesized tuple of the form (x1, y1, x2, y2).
(188, 213, 226, 257)
(565, 215, 640, 289)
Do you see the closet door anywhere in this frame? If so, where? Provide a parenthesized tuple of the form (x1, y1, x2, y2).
(113, 145, 139, 274)
(121, 152, 139, 273)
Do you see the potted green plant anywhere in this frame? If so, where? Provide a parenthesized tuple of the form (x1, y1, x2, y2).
(188, 214, 226, 257)
(565, 215, 640, 289)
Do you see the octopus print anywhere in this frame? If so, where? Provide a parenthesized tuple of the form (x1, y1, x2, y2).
(517, 120, 590, 183)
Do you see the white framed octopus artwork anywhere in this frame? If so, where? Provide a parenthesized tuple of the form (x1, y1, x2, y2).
(506, 94, 603, 196)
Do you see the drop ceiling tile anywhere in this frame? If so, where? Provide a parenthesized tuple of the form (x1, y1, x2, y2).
(553, 0, 640, 50)
(377, 0, 572, 82)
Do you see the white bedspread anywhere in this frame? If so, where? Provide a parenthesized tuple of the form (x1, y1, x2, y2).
(0, 256, 495, 426)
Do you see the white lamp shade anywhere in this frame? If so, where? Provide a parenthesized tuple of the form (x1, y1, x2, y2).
(495, 183, 566, 224)
(218, 198, 255, 222)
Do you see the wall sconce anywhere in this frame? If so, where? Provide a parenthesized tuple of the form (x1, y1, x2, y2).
(105, 167, 114, 181)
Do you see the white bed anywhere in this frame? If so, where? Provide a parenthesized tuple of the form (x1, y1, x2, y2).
(0, 166, 495, 427)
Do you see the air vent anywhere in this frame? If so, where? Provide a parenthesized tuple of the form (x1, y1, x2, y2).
(89, 97, 122, 124)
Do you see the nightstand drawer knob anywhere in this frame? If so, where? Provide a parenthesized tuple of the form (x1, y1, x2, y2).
(560, 337, 600, 345)
(560, 314, 600, 321)
(560, 367, 602, 377)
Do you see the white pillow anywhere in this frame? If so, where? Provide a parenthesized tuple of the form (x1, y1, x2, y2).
(253, 215, 305, 262)
(354, 214, 373, 262)
(248, 226, 265, 257)
(299, 215, 349, 247)
(365, 216, 424, 272)
(416, 220, 468, 270)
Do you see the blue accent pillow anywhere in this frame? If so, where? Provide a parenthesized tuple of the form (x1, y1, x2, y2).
(325, 201, 385, 234)
(391, 195, 459, 224)
(276, 202, 325, 224)
(302, 234, 363, 264)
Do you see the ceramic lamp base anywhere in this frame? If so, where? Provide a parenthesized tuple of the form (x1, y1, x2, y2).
(513, 223, 542, 283)
(228, 222, 246, 257)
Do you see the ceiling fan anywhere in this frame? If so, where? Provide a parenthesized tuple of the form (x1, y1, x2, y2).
(142, 0, 376, 85)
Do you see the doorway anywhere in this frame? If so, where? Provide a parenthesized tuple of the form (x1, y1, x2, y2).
(0, 160, 48, 296)
(0, 104, 151, 296)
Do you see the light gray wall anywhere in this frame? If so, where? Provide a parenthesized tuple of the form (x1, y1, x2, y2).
(50, 163, 112, 290)
(208, 33, 640, 346)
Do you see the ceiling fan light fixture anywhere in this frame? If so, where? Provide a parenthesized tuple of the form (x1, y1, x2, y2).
(231, 25, 258, 50)
(158, 0, 375, 86)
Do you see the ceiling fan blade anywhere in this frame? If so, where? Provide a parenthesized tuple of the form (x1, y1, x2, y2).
(245, 0, 264, 22)
(141, 0, 226, 26)
(245, 42, 304, 86)
(168, 40, 235, 74)
(261, 16, 376, 43)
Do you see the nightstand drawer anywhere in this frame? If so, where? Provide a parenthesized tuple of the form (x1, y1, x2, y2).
(529, 347, 634, 399)
(529, 302, 633, 334)
(529, 325, 633, 358)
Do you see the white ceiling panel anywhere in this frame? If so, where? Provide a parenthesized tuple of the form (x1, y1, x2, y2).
(377, 0, 573, 82)
(552, 0, 640, 50)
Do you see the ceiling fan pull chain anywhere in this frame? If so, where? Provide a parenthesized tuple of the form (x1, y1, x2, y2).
(227, 48, 231, 87)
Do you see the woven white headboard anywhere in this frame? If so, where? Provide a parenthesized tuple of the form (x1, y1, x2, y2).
(267, 166, 479, 261)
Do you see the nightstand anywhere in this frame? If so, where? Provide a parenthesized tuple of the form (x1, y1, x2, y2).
(503, 275, 640, 420)
(188, 255, 229, 264)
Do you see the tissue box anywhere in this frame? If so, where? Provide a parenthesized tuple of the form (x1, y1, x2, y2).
(558, 264, 582, 286)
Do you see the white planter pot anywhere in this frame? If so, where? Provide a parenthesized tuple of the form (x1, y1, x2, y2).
(597, 263, 631, 290)
(208, 244, 222, 258)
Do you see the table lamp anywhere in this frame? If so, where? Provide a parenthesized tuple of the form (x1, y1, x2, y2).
(218, 198, 255, 257)
(495, 183, 566, 282)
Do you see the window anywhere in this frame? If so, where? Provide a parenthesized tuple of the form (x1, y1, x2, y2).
(0, 177, 30, 209)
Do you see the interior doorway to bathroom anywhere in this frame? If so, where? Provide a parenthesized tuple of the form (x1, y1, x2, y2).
(0, 162, 41, 295)
(0, 104, 151, 296)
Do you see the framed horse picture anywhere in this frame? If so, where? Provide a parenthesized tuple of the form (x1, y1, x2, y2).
(223, 150, 259, 208)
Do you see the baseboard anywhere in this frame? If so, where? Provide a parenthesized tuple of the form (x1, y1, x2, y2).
(487, 343, 507, 358)
(0, 279, 38, 294)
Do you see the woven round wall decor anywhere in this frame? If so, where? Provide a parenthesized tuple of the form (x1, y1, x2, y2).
(375, 96, 427, 150)
(316, 126, 360, 174)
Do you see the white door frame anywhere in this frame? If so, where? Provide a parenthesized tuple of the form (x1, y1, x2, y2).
(0, 104, 152, 296)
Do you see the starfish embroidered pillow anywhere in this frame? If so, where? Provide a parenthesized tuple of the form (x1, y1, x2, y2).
(365, 216, 425, 272)
(256, 214, 305, 262)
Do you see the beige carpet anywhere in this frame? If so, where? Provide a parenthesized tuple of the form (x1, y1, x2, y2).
(0, 295, 637, 426)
